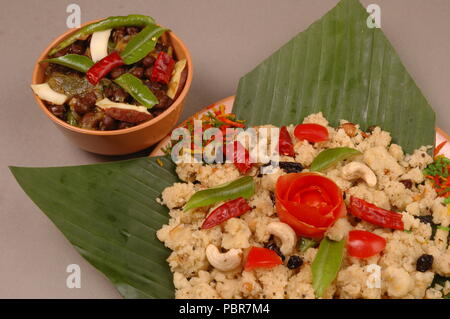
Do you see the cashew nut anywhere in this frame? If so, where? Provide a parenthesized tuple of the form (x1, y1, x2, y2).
(341, 162, 377, 187)
(267, 222, 297, 255)
(205, 244, 242, 271)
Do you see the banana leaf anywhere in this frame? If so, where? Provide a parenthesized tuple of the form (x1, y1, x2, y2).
(233, 0, 435, 154)
(12, 0, 437, 299)
(10, 156, 177, 298)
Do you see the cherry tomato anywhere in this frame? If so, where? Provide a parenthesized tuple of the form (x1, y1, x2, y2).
(244, 247, 282, 271)
(294, 123, 329, 143)
(347, 230, 386, 258)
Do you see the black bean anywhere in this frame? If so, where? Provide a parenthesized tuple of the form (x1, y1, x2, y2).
(129, 67, 144, 79)
(112, 28, 126, 43)
(265, 243, 285, 261)
(69, 41, 85, 55)
(287, 255, 303, 269)
(153, 94, 173, 110)
(279, 162, 304, 174)
(80, 112, 102, 129)
(400, 179, 413, 189)
(48, 104, 65, 118)
(110, 67, 127, 79)
(155, 42, 168, 52)
(144, 67, 154, 80)
(117, 122, 134, 130)
(142, 55, 155, 67)
(416, 254, 433, 272)
(105, 86, 128, 103)
(99, 115, 118, 131)
(126, 26, 140, 35)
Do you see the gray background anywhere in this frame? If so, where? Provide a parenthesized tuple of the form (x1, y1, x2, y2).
(0, 0, 449, 298)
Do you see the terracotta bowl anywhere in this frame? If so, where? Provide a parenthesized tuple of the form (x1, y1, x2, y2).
(32, 19, 193, 155)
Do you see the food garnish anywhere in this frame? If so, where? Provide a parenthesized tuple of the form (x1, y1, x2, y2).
(201, 197, 251, 229)
(184, 176, 254, 211)
(278, 126, 295, 156)
(348, 196, 404, 230)
(347, 230, 386, 258)
(86, 51, 125, 85)
(42, 54, 94, 73)
(310, 147, 361, 172)
(49, 14, 156, 55)
(294, 123, 329, 143)
(312, 238, 345, 298)
(113, 73, 158, 108)
(90, 29, 112, 62)
(30, 83, 68, 105)
(244, 247, 283, 271)
(120, 24, 167, 65)
(275, 173, 346, 239)
(34, 15, 187, 130)
(150, 51, 175, 84)
(424, 143, 450, 205)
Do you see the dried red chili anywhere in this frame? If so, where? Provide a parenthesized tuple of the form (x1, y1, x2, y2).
(279, 126, 295, 157)
(151, 51, 175, 84)
(86, 51, 125, 85)
(201, 197, 251, 229)
(225, 141, 253, 174)
(348, 196, 404, 230)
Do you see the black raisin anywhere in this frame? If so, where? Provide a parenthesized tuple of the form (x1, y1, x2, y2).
(265, 243, 285, 261)
(287, 255, 303, 269)
(416, 254, 433, 272)
(399, 179, 413, 189)
(279, 162, 304, 173)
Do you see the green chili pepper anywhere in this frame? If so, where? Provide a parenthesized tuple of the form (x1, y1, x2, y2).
(184, 176, 255, 212)
(312, 238, 345, 298)
(49, 15, 155, 56)
(114, 73, 158, 108)
(42, 54, 94, 73)
(310, 147, 361, 172)
(299, 237, 319, 252)
(120, 24, 168, 65)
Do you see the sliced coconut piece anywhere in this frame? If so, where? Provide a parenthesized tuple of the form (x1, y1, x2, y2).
(96, 98, 152, 123)
(90, 29, 112, 62)
(31, 83, 68, 105)
(167, 59, 187, 99)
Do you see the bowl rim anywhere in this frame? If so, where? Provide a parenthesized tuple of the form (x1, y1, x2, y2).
(31, 18, 193, 136)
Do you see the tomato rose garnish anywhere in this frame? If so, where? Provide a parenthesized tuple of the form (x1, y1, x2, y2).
(275, 173, 346, 239)
(347, 230, 386, 258)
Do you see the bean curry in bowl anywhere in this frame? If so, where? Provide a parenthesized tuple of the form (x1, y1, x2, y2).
(31, 15, 188, 131)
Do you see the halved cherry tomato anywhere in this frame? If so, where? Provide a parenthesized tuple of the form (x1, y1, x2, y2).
(347, 230, 386, 258)
(244, 247, 283, 271)
(294, 123, 329, 143)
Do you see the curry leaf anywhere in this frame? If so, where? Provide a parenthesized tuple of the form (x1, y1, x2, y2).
(312, 238, 346, 298)
(184, 176, 255, 211)
(310, 147, 361, 172)
(121, 24, 168, 65)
